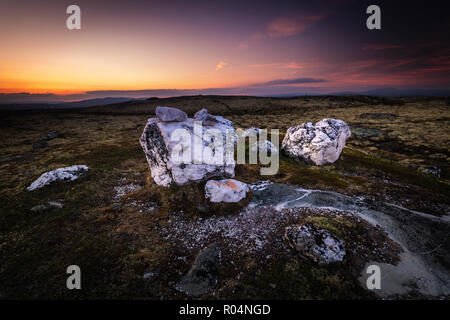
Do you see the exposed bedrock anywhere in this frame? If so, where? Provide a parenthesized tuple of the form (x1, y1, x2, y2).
(175, 242, 221, 296)
(249, 182, 450, 297)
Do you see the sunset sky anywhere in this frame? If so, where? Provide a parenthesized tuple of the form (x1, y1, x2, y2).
(1, 0, 449, 102)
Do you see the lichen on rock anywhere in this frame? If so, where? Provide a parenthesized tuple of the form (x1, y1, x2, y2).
(284, 223, 346, 264)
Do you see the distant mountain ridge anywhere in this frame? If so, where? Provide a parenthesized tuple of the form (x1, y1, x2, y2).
(1, 88, 449, 111)
(0, 97, 139, 110)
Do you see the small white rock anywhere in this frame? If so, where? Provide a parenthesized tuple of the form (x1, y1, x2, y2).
(205, 179, 249, 203)
(27, 165, 89, 191)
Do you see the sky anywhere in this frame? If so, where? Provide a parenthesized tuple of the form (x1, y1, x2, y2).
(0, 0, 449, 103)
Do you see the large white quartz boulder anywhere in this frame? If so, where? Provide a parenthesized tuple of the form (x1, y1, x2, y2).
(27, 165, 89, 191)
(282, 118, 351, 165)
(284, 223, 346, 264)
(204, 179, 249, 203)
(140, 108, 235, 186)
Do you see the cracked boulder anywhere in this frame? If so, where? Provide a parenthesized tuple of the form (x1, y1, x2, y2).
(282, 119, 351, 165)
(284, 223, 346, 264)
(140, 107, 235, 186)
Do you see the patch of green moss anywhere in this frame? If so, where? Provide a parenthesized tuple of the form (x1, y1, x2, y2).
(338, 148, 450, 196)
(304, 216, 344, 237)
(278, 156, 351, 190)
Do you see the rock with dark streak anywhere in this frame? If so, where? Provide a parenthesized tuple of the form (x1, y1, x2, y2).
(175, 242, 221, 296)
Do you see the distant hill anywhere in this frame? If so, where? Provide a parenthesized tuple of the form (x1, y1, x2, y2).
(1, 88, 449, 112)
(1, 94, 446, 116)
(74, 94, 413, 116)
(0, 97, 139, 110)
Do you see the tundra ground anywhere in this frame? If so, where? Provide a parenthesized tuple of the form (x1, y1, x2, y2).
(0, 95, 448, 299)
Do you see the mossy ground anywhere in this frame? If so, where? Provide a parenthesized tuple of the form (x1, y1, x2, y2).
(0, 95, 448, 299)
